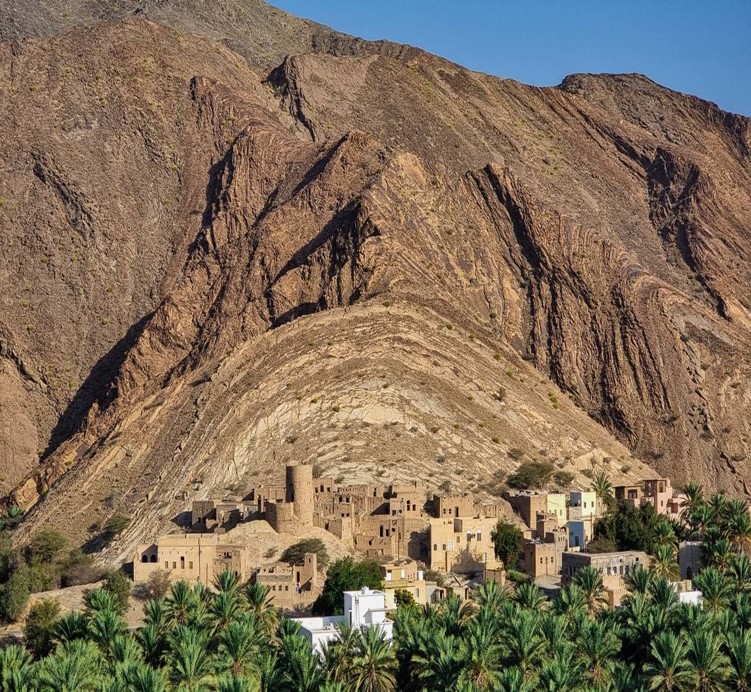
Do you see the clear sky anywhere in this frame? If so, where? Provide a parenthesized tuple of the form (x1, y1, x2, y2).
(272, 0, 751, 116)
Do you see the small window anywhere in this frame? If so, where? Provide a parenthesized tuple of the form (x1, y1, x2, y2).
(189, 561, 193, 569)
(164, 561, 169, 569)
(172, 562, 177, 569)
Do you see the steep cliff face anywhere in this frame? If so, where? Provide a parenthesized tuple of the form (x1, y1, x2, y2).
(1, 4, 751, 553)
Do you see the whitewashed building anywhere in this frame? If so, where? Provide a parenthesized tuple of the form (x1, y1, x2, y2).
(294, 586, 394, 656)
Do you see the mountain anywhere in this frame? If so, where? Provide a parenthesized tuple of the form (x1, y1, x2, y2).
(1, 1, 750, 559)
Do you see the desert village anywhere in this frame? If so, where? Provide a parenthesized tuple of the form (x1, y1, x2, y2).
(131, 463, 700, 614)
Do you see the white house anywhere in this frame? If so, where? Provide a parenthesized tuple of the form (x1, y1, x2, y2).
(294, 586, 394, 656)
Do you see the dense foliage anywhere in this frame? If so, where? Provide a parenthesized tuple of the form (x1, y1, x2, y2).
(0, 483, 750, 690)
(491, 519, 523, 569)
(0, 529, 101, 624)
(311, 557, 383, 616)
(505, 461, 555, 490)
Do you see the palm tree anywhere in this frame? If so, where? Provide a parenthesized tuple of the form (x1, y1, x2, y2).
(689, 505, 713, 538)
(53, 612, 89, 645)
(109, 635, 142, 668)
(513, 582, 547, 612)
(322, 622, 359, 683)
(0, 644, 35, 691)
(694, 567, 732, 614)
(345, 625, 397, 692)
(625, 566, 655, 595)
(552, 583, 588, 623)
(137, 623, 167, 669)
(164, 581, 200, 627)
(651, 545, 680, 581)
(702, 530, 735, 571)
(256, 650, 283, 692)
(215, 675, 255, 692)
(437, 594, 473, 636)
(279, 634, 325, 692)
(648, 577, 679, 612)
(215, 570, 240, 596)
(458, 616, 503, 690)
(591, 471, 614, 511)
(496, 667, 535, 692)
(83, 589, 119, 616)
(730, 554, 751, 593)
(35, 639, 103, 692)
(210, 591, 243, 632)
(143, 599, 166, 631)
(473, 578, 511, 611)
(501, 609, 544, 679)
(681, 482, 705, 520)
(539, 612, 569, 657)
(167, 626, 216, 691)
(686, 628, 731, 690)
(643, 630, 692, 691)
(217, 615, 265, 680)
(410, 629, 464, 691)
(538, 646, 584, 691)
(727, 502, 751, 555)
(572, 566, 609, 615)
(119, 661, 167, 692)
(726, 629, 751, 691)
(654, 518, 678, 548)
(243, 583, 278, 637)
(88, 609, 127, 657)
(707, 493, 729, 528)
(577, 619, 619, 688)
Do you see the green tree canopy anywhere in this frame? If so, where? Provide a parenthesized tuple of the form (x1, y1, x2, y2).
(312, 557, 382, 615)
(280, 538, 330, 569)
(491, 519, 523, 569)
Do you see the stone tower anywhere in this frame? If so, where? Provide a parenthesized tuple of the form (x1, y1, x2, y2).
(286, 463, 314, 526)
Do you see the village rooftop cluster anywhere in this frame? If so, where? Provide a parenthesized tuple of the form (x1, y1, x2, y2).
(132, 463, 698, 620)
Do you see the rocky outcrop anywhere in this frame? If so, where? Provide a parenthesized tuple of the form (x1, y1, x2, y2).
(1, 7, 751, 552)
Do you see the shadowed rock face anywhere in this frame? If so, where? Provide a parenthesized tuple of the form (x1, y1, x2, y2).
(1, 4, 750, 553)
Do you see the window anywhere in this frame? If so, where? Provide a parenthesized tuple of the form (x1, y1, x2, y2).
(141, 555, 148, 563)
(477, 532, 482, 542)
(172, 562, 177, 569)
(442, 544, 446, 551)
(165, 561, 169, 569)
(189, 561, 193, 569)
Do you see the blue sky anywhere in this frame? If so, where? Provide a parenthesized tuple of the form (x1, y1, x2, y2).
(272, 1, 751, 116)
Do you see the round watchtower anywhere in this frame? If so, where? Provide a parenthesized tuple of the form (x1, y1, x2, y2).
(286, 464, 314, 526)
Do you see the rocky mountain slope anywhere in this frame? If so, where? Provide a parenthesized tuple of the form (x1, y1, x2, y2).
(1, 2, 750, 557)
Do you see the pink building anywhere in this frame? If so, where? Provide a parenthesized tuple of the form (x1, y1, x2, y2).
(614, 478, 683, 518)
(642, 478, 680, 515)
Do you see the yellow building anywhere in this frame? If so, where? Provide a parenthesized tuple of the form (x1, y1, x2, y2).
(546, 493, 567, 525)
(380, 558, 428, 609)
(428, 516, 502, 573)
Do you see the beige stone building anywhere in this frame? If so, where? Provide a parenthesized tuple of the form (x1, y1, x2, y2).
(562, 550, 649, 606)
(133, 533, 251, 586)
(253, 552, 321, 610)
(429, 516, 502, 573)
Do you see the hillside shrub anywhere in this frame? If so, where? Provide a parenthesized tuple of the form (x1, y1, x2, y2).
(506, 461, 555, 489)
(280, 538, 330, 569)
